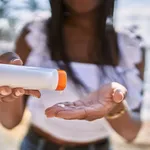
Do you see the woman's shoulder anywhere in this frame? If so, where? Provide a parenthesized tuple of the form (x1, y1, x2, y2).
(23, 19, 48, 51)
(116, 30, 142, 67)
(15, 19, 49, 63)
(16, 19, 48, 46)
(117, 30, 141, 46)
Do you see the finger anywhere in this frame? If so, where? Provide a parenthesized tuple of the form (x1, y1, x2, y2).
(111, 82, 127, 95)
(45, 103, 86, 120)
(56, 108, 86, 120)
(10, 59, 23, 66)
(24, 90, 41, 98)
(112, 89, 125, 103)
(45, 102, 74, 113)
(1, 89, 41, 102)
(45, 101, 82, 118)
(73, 100, 85, 107)
(1, 88, 25, 102)
(13, 88, 25, 97)
(0, 52, 23, 65)
(0, 86, 12, 100)
(45, 104, 67, 118)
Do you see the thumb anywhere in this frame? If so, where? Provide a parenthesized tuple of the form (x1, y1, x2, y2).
(10, 58, 23, 65)
(0, 52, 23, 65)
(112, 89, 126, 103)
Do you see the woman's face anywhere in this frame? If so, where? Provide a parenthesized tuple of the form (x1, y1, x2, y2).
(63, 0, 102, 14)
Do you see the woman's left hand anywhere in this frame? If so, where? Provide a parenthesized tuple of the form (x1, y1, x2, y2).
(45, 82, 127, 121)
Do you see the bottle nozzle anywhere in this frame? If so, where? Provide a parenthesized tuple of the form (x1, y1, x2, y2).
(56, 70, 67, 91)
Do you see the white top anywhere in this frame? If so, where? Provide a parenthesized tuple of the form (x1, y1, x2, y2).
(24, 20, 143, 143)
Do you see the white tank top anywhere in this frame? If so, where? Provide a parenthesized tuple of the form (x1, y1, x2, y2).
(24, 20, 143, 143)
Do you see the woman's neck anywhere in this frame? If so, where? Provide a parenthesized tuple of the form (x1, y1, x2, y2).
(65, 11, 98, 33)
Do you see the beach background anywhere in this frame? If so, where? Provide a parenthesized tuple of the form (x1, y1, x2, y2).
(0, 0, 150, 149)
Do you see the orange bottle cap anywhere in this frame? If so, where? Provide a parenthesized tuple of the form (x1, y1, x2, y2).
(56, 70, 67, 91)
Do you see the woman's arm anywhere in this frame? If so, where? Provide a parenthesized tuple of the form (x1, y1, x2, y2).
(0, 26, 35, 129)
(106, 102, 141, 142)
(45, 51, 145, 142)
(107, 47, 145, 142)
(45, 82, 141, 142)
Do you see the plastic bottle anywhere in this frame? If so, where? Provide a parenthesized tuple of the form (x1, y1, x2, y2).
(0, 64, 67, 91)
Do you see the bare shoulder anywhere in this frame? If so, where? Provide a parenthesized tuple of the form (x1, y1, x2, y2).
(15, 19, 48, 64)
(15, 23, 31, 63)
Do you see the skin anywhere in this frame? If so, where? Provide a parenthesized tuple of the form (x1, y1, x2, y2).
(45, 83, 127, 121)
(64, 0, 100, 14)
(0, 0, 144, 142)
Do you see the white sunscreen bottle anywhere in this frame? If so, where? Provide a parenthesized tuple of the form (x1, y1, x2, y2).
(0, 64, 67, 91)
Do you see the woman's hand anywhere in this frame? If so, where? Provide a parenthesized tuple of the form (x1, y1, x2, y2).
(0, 52, 41, 102)
(45, 82, 127, 121)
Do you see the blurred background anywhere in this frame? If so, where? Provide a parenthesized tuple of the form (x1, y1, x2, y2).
(0, 0, 150, 150)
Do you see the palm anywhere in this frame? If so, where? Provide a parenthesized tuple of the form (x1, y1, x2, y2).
(45, 82, 127, 121)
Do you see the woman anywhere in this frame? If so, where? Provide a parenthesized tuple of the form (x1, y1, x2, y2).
(0, 0, 144, 150)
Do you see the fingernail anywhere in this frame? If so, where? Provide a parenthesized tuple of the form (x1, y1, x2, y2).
(10, 58, 20, 62)
(1, 90, 10, 96)
(114, 89, 124, 102)
(11, 59, 23, 65)
(15, 90, 24, 97)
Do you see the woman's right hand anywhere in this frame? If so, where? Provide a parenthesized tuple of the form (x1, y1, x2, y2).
(0, 52, 41, 102)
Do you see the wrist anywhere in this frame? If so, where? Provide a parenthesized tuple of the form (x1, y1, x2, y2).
(110, 102, 125, 113)
(106, 102, 126, 120)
